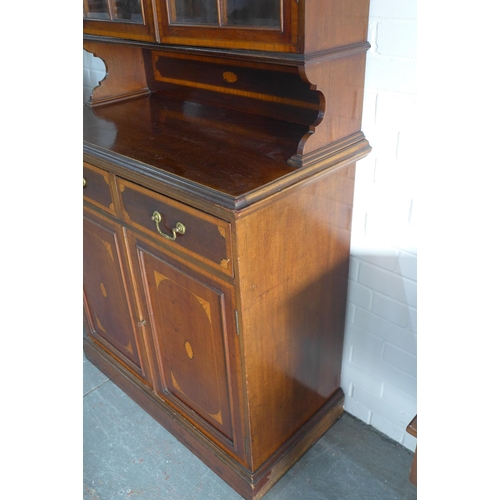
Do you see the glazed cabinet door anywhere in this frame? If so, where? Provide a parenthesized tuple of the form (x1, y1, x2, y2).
(154, 0, 299, 52)
(83, 207, 152, 385)
(83, 0, 157, 41)
(128, 232, 246, 462)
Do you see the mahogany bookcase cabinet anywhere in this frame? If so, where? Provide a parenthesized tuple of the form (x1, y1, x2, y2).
(83, 1, 371, 498)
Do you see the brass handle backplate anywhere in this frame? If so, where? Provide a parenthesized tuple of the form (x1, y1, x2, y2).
(151, 211, 186, 241)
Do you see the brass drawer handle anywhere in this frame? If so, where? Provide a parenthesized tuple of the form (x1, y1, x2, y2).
(83, 178, 87, 188)
(151, 211, 186, 241)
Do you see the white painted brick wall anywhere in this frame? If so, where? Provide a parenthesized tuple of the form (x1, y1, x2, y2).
(82, 0, 418, 451)
(342, 0, 417, 451)
(83, 49, 105, 104)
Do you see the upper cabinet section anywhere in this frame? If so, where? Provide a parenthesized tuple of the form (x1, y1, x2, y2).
(83, 0, 157, 41)
(84, 0, 370, 55)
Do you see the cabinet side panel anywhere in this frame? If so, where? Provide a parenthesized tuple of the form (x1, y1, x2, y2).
(235, 164, 356, 470)
(299, 53, 368, 157)
(304, 0, 370, 54)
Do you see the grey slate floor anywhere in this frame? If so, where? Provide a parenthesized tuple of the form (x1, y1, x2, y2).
(84, 353, 417, 500)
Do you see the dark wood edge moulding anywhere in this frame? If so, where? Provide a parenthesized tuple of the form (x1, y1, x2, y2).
(83, 133, 371, 212)
(83, 34, 370, 66)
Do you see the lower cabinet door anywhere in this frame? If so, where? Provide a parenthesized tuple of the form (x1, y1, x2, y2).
(83, 207, 150, 382)
(130, 233, 244, 456)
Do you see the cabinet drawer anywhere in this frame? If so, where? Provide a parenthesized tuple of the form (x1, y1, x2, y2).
(117, 178, 233, 276)
(83, 163, 117, 216)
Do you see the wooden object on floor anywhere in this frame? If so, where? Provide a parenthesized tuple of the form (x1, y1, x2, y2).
(83, 1, 371, 498)
(407, 415, 417, 486)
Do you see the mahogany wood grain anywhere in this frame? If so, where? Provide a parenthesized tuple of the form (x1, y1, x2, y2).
(83, 41, 150, 106)
(249, 390, 344, 498)
(83, 206, 153, 385)
(407, 415, 417, 486)
(83, 1, 371, 497)
(83, 0, 157, 41)
(83, 162, 117, 215)
(83, 94, 370, 206)
(116, 177, 234, 276)
(138, 242, 236, 444)
(124, 230, 249, 466)
(83, 154, 360, 497)
(83, 153, 356, 496)
(147, 50, 320, 126)
(303, 0, 371, 54)
(297, 52, 368, 159)
(234, 162, 356, 469)
(83, 94, 305, 196)
(83, 0, 370, 55)
(153, 0, 298, 53)
(409, 447, 417, 486)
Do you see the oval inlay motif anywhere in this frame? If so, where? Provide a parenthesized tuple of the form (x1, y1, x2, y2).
(223, 71, 237, 83)
(184, 340, 194, 359)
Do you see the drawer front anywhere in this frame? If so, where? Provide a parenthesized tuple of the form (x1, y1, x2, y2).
(117, 178, 233, 276)
(83, 162, 117, 216)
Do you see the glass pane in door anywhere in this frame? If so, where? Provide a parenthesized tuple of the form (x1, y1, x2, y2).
(113, 0, 144, 23)
(225, 0, 281, 28)
(85, 0, 111, 20)
(169, 0, 218, 25)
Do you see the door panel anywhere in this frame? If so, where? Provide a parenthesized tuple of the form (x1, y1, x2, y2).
(155, 0, 297, 52)
(83, 0, 157, 41)
(135, 240, 236, 442)
(83, 208, 145, 377)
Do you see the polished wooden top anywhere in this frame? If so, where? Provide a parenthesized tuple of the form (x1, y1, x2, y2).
(84, 94, 305, 198)
(84, 93, 370, 210)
